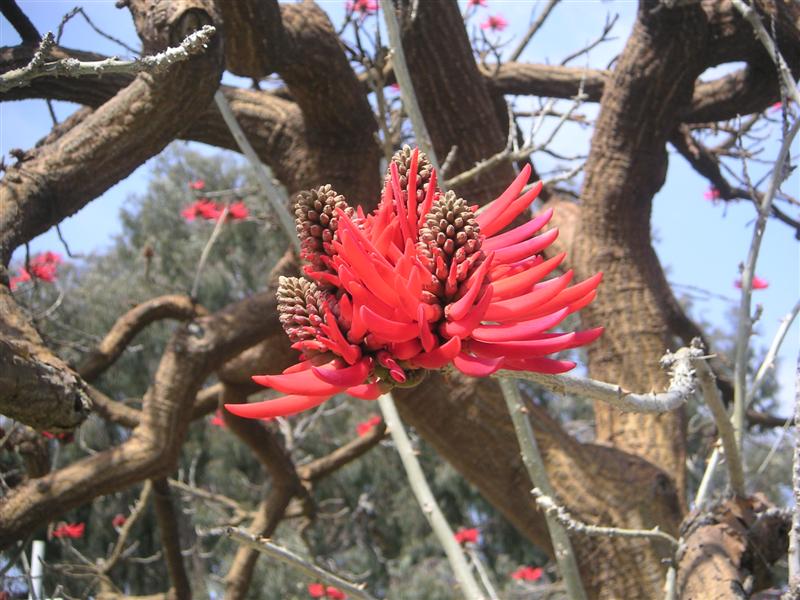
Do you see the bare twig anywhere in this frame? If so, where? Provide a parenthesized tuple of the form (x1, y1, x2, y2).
(494, 344, 699, 414)
(190, 206, 229, 300)
(380, 0, 439, 169)
(213, 90, 298, 251)
(532, 489, 680, 548)
(787, 360, 800, 596)
(376, 392, 485, 600)
(0, 26, 216, 92)
(100, 481, 153, 574)
(225, 528, 377, 600)
(508, 0, 560, 62)
(499, 379, 587, 600)
(748, 298, 800, 406)
(691, 355, 746, 496)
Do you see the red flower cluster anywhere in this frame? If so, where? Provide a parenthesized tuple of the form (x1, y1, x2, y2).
(10, 251, 62, 290)
(356, 415, 382, 437)
(226, 147, 601, 421)
(734, 275, 769, 290)
(189, 180, 206, 191)
(511, 565, 543, 581)
(468, 0, 488, 6)
(346, 0, 377, 17)
(112, 513, 127, 528)
(53, 522, 85, 539)
(182, 199, 249, 222)
(210, 409, 226, 428)
(42, 430, 73, 443)
(454, 527, 479, 545)
(703, 186, 722, 201)
(480, 14, 507, 31)
(308, 583, 347, 599)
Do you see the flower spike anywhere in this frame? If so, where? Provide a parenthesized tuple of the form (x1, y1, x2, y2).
(228, 146, 602, 420)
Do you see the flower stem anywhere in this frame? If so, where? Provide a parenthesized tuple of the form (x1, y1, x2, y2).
(498, 378, 587, 600)
(376, 392, 486, 600)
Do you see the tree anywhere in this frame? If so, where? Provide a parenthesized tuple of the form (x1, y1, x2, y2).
(0, 1, 797, 598)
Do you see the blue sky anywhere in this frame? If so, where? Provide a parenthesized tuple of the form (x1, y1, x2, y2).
(2, 0, 797, 412)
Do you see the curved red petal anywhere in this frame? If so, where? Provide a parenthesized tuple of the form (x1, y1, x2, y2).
(441, 284, 494, 338)
(492, 228, 559, 265)
(446, 253, 494, 321)
(483, 208, 553, 252)
(479, 180, 543, 238)
(484, 271, 574, 322)
(312, 357, 373, 387)
(453, 353, 504, 377)
(347, 382, 383, 400)
(466, 332, 577, 359)
(527, 272, 603, 318)
(470, 307, 570, 342)
(408, 336, 462, 369)
(225, 394, 331, 419)
(491, 252, 566, 300)
(359, 305, 419, 342)
(251, 370, 347, 396)
(501, 357, 576, 374)
(476, 165, 531, 230)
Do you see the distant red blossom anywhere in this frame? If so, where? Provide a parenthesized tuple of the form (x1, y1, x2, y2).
(189, 180, 206, 191)
(468, 0, 488, 5)
(734, 275, 769, 290)
(454, 527, 479, 544)
(10, 252, 63, 290)
(112, 513, 127, 528)
(53, 522, 85, 539)
(210, 410, 226, 428)
(182, 200, 248, 222)
(703, 186, 722, 201)
(346, 0, 378, 16)
(42, 430, 73, 443)
(225, 147, 602, 421)
(356, 415, 382, 437)
(480, 14, 507, 31)
(770, 101, 782, 112)
(308, 583, 347, 599)
(511, 565, 543, 581)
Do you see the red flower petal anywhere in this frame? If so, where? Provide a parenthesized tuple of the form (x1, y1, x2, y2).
(484, 271, 574, 322)
(252, 369, 347, 396)
(226, 394, 332, 419)
(453, 353, 504, 377)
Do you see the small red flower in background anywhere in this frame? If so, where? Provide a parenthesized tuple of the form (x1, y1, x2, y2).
(468, 0, 488, 6)
(770, 101, 782, 112)
(53, 522, 85, 539)
(480, 14, 507, 31)
(511, 565, 543, 581)
(210, 410, 226, 428)
(346, 0, 378, 17)
(42, 430, 73, 443)
(182, 200, 248, 222)
(10, 252, 63, 290)
(225, 147, 602, 421)
(308, 584, 326, 598)
(356, 415, 382, 437)
(734, 275, 769, 290)
(703, 186, 721, 201)
(112, 513, 127, 528)
(454, 527, 479, 544)
(228, 201, 250, 221)
(325, 588, 347, 600)
(189, 180, 206, 191)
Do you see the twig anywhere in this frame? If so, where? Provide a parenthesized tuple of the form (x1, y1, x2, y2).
(499, 379, 587, 600)
(376, 392, 485, 600)
(494, 344, 699, 414)
(56, 6, 139, 55)
(100, 481, 152, 574)
(730, 0, 800, 452)
(190, 205, 229, 300)
(225, 528, 377, 600)
(508, 0, 560, 62)
(787, 361, 800, 596)
(693, 443, 722, 508)
(0, 26, 216, 92)
(213, 90, 299, 251)
(691, 355, 746, 496)
(748, 298, 800, 406)
(532, 489, 680, 548)
(380, 0, 439, 169)
(466, 546, 499, 600)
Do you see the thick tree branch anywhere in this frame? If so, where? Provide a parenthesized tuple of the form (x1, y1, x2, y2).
(0, 0, 40, 43)
(0, 282, 90, 430)
(78, 294, 200, 382)
(151, 478, 191, 600)
(0, 1, 224, 263)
